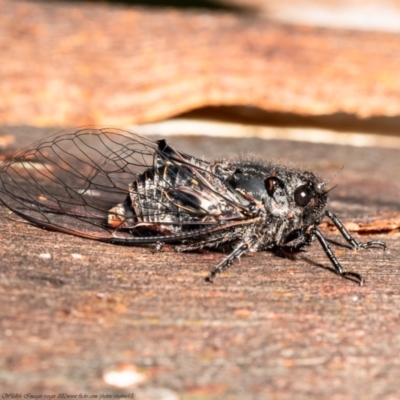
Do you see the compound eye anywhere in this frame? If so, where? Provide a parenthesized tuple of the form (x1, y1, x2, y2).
(265, 177, 285, 197)
(294, 183, 314, 207)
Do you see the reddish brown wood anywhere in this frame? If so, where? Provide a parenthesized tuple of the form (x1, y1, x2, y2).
(1, 0, 400, 126)
(0, 130, 399, 397)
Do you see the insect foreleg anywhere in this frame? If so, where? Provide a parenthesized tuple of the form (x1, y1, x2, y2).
(311, 227, 364, 285)
(279, 227, 313, 250)
(205, 235, 258, 282)
(325, 210, 386, 250)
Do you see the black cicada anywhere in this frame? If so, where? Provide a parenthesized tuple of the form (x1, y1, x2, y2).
(0, 128, 386, 284)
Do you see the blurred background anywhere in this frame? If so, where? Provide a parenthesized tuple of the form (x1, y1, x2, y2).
(1, 0, 400, 148)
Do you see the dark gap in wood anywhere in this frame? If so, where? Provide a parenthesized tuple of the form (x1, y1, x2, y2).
(31, 0, 256, 13)
(177, 106, 400, 136)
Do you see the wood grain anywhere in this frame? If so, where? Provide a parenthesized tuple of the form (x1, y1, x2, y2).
(0, 131, 399, 397)
(1, 0, 400, 126)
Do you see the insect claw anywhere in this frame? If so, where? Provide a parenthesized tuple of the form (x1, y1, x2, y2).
(342, 271, 364, 286)
(325, 210, 387, 253)
(358, 240, 387, 251)
(312, 227, 365, 285)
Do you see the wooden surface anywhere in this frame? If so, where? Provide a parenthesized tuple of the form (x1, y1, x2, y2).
(1, 0, 400, 127)
(0, 129, 399, 399)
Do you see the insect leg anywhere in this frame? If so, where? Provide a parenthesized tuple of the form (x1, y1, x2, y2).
(325, 210, 386, 250)
(205, 236, 257, 283)
(311, 227, 364, 285)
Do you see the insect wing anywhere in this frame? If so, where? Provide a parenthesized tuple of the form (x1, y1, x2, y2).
(0, 128, 247, 243)
(0, 129, 155, 239)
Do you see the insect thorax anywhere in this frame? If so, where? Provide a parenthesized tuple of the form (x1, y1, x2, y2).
(223, 159, 329, 249)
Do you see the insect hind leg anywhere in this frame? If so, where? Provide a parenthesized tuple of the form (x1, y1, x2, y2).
(205, 236, 257, 282)
(325, 210, 386, 250)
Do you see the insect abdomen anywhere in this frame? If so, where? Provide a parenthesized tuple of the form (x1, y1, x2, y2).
(108, 164, 200, 228)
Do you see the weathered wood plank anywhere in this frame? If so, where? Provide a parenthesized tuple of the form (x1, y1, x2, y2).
(0, 131, 399, 398)
(1, 0, 400, 126)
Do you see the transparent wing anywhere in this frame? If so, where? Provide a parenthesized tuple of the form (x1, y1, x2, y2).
(0, 128, 250, 244)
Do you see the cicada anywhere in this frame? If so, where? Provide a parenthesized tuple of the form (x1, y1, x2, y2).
(0, 128, 386, 284)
